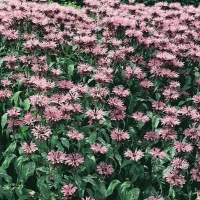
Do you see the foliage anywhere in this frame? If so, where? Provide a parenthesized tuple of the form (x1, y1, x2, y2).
(0, 0, 200, 199)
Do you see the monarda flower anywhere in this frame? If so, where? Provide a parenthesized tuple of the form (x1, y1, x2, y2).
(44, 106, 63, 122)
(91, 143, 108, 154)
(61, 184, 77, 200)
(165, 170, 186, 186)
(124, 149, 144, 161)
(171, 158, 189, 170)
(174, 141, 193, 153)
(110, 128, 130, 143)
(97, 163, 114, 178)
(47, 150, 66, 165)
(22, 141, 38, 155)
(65, 153, 84, 168)
(149, 148, 166, 159)
(67, 130, 84, 141)
(31, 125, 52, 141)
(86, 109, 106, 125)
(133, 112, 149, 123)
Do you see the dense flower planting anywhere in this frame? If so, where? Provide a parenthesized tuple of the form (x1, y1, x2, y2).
(0, 0, 200, 199)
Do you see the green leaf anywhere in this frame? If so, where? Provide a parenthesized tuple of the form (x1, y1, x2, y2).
(20, 162, 35, 183)
(4, 142, 16, 155)
(1, 113, 7, 133)
(120, 160, 133, 170)
(37, 177, 51, 199)
(0, 169, 12, 183)
(119, 181, 131, 194)
(106, 180, 121, 197)
(23, 99, 30, 111)
(82, 175, 97, 186)
(152, 115, 160, 130)
(36, 167, 50, 173)
(11, 91, 22, 106)
(68, 64, 74, 79)
(115, 153, 122, 166)
(60, 138, 70, 149)
(127, 188, 140, 200)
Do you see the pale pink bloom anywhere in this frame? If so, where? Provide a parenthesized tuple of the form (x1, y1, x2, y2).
(91, 143, 108, 154)
(171, 158, 189, 170)
(47, 150, 66, 165)
(111, 128, 130, 142)
(61, 184, 77, 199)
(77, 64, 93, 76)
(152, 101, 166, 111)
(140, 80, 154, 88)
(174, 141, 193, 153)
(57, 80, 74, 90)
(108, 97, 125, 111)
(133, 112, 149, 123)
(7, 119, 23, 131)
(144, 131, 159, 141)
(183, 128, 200, 140)
(67, 130, 84, 140)
(30, 94, 50, 107)
(190, 165, 200, 182)
(150, 148, 166, 159)
(149, 196, 163, 200)
(23, 112, 41, 126)
(65, 153, 84, 168)
(124, 149, 144, 161)
(97, 163, 114, 178)
(86, 109, 106, 124)
(193, 95, 200, 104)
(113, 85, 130, 97)
(0, 89, 12, 102)
(89, 87, 109, 101)
(22, 141, 38, 154)
(158, 128, 177, 140)
(7, 108, 20, 118)
(31, 125, 52, 141)
(44, 106, 62, 122)
(161, 116, 180, 127)
(1, 79, 11, 87)
(51, 68, 62, 76)
(109, 109, 126, 121)
(165, 170, 186, 186)
(81, 197, 95, 200)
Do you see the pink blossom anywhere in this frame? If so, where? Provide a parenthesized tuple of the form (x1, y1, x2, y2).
(31, 125, 52, 141)
(22, 141, 38, 154)
(67, 130, 84, 140)
(150, 148, 166, 159)
(65, 153, 84, 168)
(133, 112, 149, 123)
(165, 170, 186, 186)
(97, 163, 114, 178)
(61, 184, 77, 199)
(171, 158, 189, 170)
(174, 141, 193, 153)
(44, 106, 62, 122)
(124, 149, 144, 161)
(144, 131, 159, 141)
(47, 150, 66, 165)
(111, 128, 130, 143)
(91, 143, 108, 154)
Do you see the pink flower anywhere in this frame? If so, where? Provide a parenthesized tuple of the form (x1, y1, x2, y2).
(97, 163, 114, 178)
(174, 141, 193, 153)
(133, 112, 149, 123)
(23, 112, 41, 126)
(31, 125, 52, 141)
(171, 158, 189, 170)
(81, 197, 95, 200)
(124, 149, 144, 161)
(86, 109, 106, 124)
(65, 153, 84, 168)
(158, 128, 177, 141)
(112, 85, 130, 97)
(7, 108, 21, 118)
(140, 80, 154, 88)
(190, 165, 200, 182)
(110, 128, 130, 143)
(61, 184, 77, 199)
(108, 97, 125, 110)
(67, 130, 84, 140)
(161, 116, 180, 127)
(91, 143, 108, 154)
(47, 150, 66, 165)
(30, 94, 50, 107)
(152, 101, 166, 111)
(22, 141, 38, 154)
(149, 196, 163, 200)
(44, 106, 62, 122)
(0, 89, 12, 102)
(149, 148, 166, 159)
(109, 109, 126, 121)
(165, 170, 186, 186)
(144, 131, 159, 141)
